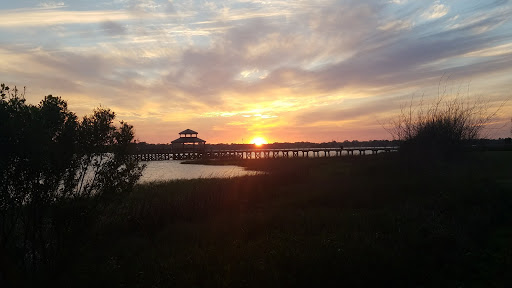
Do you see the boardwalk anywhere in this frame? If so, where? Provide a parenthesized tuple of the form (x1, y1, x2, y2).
(130, 147, 399, 161)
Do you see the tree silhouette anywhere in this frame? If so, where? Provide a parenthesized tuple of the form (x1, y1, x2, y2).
(0, 83, 144, 283)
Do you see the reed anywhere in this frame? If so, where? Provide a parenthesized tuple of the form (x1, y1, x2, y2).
(4, 152, 512, 287)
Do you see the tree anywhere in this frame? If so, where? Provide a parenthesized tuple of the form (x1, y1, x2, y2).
(0, 83, 145, 284)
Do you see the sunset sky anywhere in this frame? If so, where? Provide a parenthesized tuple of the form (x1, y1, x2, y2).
(1, 0, 511, 144)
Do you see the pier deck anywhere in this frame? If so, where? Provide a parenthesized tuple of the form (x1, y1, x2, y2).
(130, 147, 399, 161)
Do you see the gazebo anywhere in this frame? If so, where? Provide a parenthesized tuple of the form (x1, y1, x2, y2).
(171, 129, 206, 152)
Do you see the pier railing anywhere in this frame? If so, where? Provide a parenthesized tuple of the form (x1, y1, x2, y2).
(130, 147, 399, 161)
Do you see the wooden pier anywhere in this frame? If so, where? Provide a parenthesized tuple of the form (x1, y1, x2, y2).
(130, 147, 399, 161)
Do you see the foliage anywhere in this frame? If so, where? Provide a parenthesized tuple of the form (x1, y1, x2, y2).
(26, 154, 512, 287)
(0, 83, 144, 284)
(386, 82, 502, 159)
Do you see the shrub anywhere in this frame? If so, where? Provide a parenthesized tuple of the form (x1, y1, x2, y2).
(0, 83, 145, 284)
(386, 82, 502, 160)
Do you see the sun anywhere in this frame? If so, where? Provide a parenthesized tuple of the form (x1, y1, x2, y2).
(250, 137, 268, 146)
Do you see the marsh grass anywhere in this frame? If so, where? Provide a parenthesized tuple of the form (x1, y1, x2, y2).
(386, 81, 506, 162)
(21, 152, 509, 287)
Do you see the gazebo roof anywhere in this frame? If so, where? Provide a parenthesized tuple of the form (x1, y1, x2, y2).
(171, 137, 206, 144)
(179, 129, 198, 135)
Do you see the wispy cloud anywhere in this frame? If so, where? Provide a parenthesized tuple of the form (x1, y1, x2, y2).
(37, 1, 66, 9)
(378, 19, 414, 31)
(422, 1, 450, 19)
(1, 0, 511, 142)
(464, 43, 512, 57)
(0, 9, 137, 27)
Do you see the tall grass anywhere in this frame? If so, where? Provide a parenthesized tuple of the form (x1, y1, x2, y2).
(386, 81, 504, 159)
(61, 153, 512, 287)
(5, 152, 511, 287)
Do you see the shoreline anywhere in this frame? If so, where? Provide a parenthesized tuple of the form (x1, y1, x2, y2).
(13, 151, 512, 286)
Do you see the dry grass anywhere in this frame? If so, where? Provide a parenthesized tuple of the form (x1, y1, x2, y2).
(10, 152, 509, 287)
(386, 80, 506, 159)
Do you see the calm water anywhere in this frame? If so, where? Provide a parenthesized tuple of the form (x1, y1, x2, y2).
(138, 160, 260, 183)
(137, 148, 394, 182)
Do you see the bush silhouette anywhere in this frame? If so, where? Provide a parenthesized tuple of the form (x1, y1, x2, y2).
(386, 83, 502, 160)
(0, 83, 144, 284)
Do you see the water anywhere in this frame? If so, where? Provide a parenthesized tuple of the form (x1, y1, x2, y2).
(138, 160, 260, 183)
(136, 148, 396, 182)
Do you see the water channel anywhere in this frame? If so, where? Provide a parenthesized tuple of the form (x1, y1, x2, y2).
(138, 160, 259, 183)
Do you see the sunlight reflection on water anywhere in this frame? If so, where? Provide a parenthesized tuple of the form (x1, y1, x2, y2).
(138, 160, 260, 183)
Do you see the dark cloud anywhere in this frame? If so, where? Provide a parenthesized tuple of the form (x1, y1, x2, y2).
(100, 20, 126, 35)
(296, 94, 403, 125)
(32, 51, 109, 79)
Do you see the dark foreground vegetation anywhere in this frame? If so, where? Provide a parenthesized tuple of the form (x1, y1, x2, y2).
(0, 84, 144, 286)
(4, 152, 511, 287)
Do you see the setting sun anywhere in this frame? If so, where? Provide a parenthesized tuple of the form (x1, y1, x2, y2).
(250, 137, 268, 146)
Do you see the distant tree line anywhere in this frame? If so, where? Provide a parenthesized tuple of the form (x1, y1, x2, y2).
(133, 140, 402, 152)
(133, 138, 511, 153)
(0, 83, 144, 285)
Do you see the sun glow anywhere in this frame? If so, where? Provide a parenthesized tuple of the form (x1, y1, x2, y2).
(250, 137, 268, 146)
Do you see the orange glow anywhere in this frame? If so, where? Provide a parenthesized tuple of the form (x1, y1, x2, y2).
(250, 137, 268, 146)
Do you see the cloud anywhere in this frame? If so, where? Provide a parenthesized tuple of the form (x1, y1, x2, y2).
(447, 9, 511, 35)
(465, 43, 512, 57)
(378, 19, 413, 31)
(296, 95, 401, 125)
(1, 1, 511, 142)
(0, 9, 137, 27)
(388, 0, 407, 4)
(32, 51, 110, 79)
(37, 1, 66, 9)
(422, 1, 449, 19)
(100, 20, 126, 35)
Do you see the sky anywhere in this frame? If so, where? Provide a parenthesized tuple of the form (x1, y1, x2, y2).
(1, 0, 511, 144)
